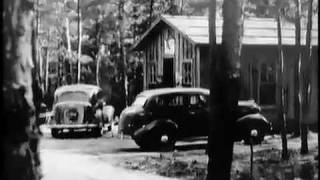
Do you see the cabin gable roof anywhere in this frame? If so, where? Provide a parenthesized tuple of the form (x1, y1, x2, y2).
(132, 14, 318, 51)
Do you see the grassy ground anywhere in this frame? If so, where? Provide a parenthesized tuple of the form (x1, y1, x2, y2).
(117, 133, 318, 180)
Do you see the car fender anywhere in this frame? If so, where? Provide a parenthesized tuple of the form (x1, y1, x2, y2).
(133, 119, 178, 140)
(237, 113, 272, 132)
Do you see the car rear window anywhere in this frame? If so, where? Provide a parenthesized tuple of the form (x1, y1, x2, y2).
(56, 91, 89, 103)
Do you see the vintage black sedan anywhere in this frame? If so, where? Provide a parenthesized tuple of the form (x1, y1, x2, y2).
(119, 87, 271, 149)
(49, 84, 113, 138)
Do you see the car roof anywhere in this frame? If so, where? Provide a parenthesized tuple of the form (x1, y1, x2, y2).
(54, 84, 102, 97)
(137, 88, 258, 106)
(137, 87, 210, 98)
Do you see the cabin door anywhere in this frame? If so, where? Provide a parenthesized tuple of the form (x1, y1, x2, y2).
(163, 58, 174, 87)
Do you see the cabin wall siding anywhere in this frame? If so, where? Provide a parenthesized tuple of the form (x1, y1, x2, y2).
(142, 23, 199, 88)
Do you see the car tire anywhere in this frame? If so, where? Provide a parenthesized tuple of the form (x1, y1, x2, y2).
(51, 128, 60, 138)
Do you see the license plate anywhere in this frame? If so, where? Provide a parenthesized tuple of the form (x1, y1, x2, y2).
(62, 129, 69, 133)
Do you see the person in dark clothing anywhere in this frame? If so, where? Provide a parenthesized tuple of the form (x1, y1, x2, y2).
(93, 91, 107, 124)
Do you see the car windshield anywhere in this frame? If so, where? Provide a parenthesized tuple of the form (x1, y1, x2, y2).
(56, 91, 90, 103)
(132, 96, 148, 106)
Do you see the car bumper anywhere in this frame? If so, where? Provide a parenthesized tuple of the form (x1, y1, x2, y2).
(49, 124, 100, 129)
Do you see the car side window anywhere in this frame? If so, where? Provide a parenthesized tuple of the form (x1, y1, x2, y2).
(148, 95, 165, 109)
(187, 94, 201, 108)
(190, 95, 199, 105)
(168, 94, 184, 107)
(187, 94, 208, 108)
(154, 96, 165, 106)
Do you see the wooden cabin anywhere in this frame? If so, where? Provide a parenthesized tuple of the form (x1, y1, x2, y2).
(131, 15, 318, 131)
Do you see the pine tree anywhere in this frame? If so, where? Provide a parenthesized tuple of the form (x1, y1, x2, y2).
(207, 0, 244, 179)
(3, 0, 42, 179)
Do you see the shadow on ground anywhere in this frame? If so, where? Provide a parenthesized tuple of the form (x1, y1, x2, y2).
(51, 131, 103, 139)
(116, 142, 207, 153)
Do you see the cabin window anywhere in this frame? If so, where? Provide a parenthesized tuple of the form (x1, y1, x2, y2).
(260, 63, 276, 105)
(149, 63, 157, 84)
(182, 60, 192, 86)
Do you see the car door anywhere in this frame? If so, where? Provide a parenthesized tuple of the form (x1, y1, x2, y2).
(146, 95, 167, 120)
(185, 93, 209, 136)
(165, 93, 189, 137)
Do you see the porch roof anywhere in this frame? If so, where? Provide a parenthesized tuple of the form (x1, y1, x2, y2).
(132, 15, 318, 51)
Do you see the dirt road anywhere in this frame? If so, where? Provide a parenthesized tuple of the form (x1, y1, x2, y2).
(39, 126, 178, 180)
(39, 126, 318, 180)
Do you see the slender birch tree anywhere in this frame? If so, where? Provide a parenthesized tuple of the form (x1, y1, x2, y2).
(300, 0, 314, 154)
(294, 0, 309, 154)
(77, 0, 82, 83)
(276, 9, 289, 160)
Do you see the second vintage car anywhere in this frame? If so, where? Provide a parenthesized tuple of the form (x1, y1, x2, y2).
(119, 87, 272, 149)
(49, 84, 114, 138)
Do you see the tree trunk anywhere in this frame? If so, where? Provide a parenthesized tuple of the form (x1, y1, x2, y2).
(96, 56, 100, 86)
(45, 47, 50, 93)
(304, 0, 316, 124)
(65, 17, 71, 53)
(305, 0, 313, 83)
(207, 0, 217, 179)
(95, 18, 102, 86)
(294, 0, 308, 154)
(96, 44, 105, 86)
(179, 0, 184, 14)
(276, 13, 289, 160)
(3, 0, 41, 179)
(149, 0, 154, 26)
(36, 0, 43, 86)
(77, 0, 82, 83)
(118, 0, 128, 107)
(65, 17, 73, 84)
(301, 0, 314, 154)
(207, 0, 244, 179)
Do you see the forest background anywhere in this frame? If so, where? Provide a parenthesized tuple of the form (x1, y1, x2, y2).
(36, 0, 317, 115)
